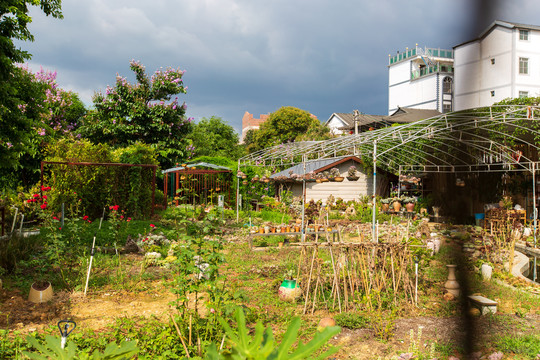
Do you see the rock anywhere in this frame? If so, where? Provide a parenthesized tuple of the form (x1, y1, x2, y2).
(468, 308, 481, 317)
(443, 292, 455, 301)
(124, 236, 142, 253)
(317, 317, 336, 332)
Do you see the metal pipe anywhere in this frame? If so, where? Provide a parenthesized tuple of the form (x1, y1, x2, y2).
(372, 140, 377, 242)
(236, 160, 240, 222)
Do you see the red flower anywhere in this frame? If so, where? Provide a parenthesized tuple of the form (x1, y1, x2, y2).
(58, 227, 62, 230)
(87, 220, 92, 224)
(83, 215, 89, 221)
(33, 194, 40, 198)
(109, 205, 119, 211)
(127, 217, 132, 222)
(40, 203, 47, 209)
(27, 199, 32, 203)
(41, 186, 51, 191)
(120, 215, 124, 219)
(53, 216, 58, 220)
(149, 224, 155, 228)
(42, 195, 47, 200)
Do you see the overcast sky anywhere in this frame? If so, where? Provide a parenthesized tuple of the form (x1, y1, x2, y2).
(17, 0, 540, 133)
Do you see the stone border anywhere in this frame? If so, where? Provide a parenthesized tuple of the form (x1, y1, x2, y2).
(511, 251, 537, 285)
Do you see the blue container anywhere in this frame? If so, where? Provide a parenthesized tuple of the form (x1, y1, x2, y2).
(474, 213, 485, 226)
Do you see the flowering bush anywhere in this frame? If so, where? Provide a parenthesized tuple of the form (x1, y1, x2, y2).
(79, 60, 193, 169)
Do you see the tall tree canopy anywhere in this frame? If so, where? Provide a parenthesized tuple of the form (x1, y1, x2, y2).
(0, 65, 85, 188)
(0, 0, 63, 175)
(187, 116, 244, 160)
(79, 60, 193, 169)
(246, 106, 331, 153)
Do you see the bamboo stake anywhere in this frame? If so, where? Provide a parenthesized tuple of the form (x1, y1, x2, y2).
(311, 259, 321, 314)
(170, 313, 191, 358)
(329, 243, 342, 312)
(303, 245, 318, 314)
(390, 249, 397, 306)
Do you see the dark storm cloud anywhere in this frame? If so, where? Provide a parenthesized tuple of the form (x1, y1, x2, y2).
(18, 0, 540, 132)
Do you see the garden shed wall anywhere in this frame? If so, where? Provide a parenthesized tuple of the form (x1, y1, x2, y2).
(284, 159, 385, 203)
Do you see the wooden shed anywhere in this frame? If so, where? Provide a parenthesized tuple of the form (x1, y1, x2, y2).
(271, 156, 390, 203)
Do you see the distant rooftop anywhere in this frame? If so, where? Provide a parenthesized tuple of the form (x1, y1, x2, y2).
(389, 46, 454, 65)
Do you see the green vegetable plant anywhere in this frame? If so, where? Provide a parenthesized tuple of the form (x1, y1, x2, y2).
(23, 334, 138, 360)
(205, 308, 340, 360)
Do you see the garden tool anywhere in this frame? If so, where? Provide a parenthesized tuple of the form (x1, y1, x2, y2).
(83, 232, 97, 296)
(58, 320, 76, 349)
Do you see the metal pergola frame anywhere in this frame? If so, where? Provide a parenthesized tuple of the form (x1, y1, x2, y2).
(237, 105, 540, 258)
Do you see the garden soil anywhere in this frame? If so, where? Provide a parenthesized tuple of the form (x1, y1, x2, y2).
(1, 283, 539, 358)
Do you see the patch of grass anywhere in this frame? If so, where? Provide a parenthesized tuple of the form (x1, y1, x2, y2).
(495, 333, 540, 358)
(334, 312, 369, 329)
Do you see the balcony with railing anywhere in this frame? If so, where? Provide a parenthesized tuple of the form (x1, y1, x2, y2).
(410, 63, 454, 80)
(389, 46, 454, 65)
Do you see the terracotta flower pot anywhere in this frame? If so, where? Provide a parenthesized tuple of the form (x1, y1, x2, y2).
(28, 282, 53, 303)
(334, 176, 344, 182)
(381, 203, 389, 212)
(392, 202, 402, 212)
(405, 203, 415, 212)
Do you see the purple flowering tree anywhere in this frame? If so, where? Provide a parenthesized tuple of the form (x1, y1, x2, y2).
(0, 65, 85, 188)
(79, 60, 193, 169)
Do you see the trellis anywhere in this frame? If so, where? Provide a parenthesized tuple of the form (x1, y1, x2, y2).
(238, 105, 540, 249)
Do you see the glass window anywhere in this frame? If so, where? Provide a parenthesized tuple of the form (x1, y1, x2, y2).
(491, 91, 495, 97)
(519, 29, 529, 41)
(443, 76, 453, 94)
(519, 57, 529, 74)
(443, 103, 452, 113)
(519, 91, 529, 98)
(491, 58, 495, 65)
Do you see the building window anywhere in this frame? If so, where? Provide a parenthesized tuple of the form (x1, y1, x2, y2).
(443, 103, 452, 113)
(519, 29, 529, 41)
(519, 57, 529, 74)
(442, 76, 453, 94)
(491, 91, 495, 97)
(519, 91, 529, 98)
(491, 58, 495, 65)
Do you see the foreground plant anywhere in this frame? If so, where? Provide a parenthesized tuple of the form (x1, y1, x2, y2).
(205, 308, 340, 360)
(23, 334, 138, 359)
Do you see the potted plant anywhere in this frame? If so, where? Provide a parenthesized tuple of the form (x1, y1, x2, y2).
(304, 171, 316, 182)
(347, 165, 359, 181)
(391, 197, 402, 212)
(237, 171, 247, 179)
(403, 197, 416, 212)
(252, 174, 260, 182)
(329, 168, 343, 182)
(315, 173, 323, 183)
(321, 171, 330, 182)
(380, 198, 391, 212)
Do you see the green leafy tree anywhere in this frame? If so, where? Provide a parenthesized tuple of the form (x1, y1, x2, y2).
(0, 0, 63, 186)
(0, 65, 85, 189)
(248, 106, 330, 152)
(188, 116, 244, 159)
(79, 60, 193, 169)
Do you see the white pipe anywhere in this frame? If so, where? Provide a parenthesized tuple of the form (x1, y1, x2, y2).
(372, 140, 377, 242)
(84, 233, 97, 297)
(236, 160, 240, 223)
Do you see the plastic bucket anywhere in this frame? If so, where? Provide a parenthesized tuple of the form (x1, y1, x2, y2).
(474, 213, 485, 226)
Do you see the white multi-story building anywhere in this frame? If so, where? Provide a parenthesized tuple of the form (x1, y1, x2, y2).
(388, 45, 454, 115)
(453, 21, 540, 110)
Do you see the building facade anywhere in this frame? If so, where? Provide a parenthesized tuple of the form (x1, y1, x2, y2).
(240, 111, 269, 143)
(388, 45, 454, 115)
(453, 21, 540, 111)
